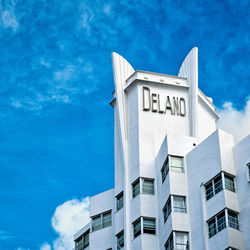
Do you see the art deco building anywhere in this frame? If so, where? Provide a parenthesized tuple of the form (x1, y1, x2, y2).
(74, 48, 250, 250)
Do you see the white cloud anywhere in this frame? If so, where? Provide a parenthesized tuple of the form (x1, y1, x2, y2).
(217, 98, 250, 143)
(1, 10, 19, 31)
(40, 243, 51, 250)
(40, 197, 90, 250)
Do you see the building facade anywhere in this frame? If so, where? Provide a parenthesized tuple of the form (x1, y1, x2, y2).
(74, 48, 250, 250)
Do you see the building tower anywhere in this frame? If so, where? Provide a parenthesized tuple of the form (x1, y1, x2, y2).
(74, 48, 250, 250)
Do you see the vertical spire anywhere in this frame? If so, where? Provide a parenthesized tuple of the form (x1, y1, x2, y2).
(112, 52, 134, 250)
(178, 47, 198, 137)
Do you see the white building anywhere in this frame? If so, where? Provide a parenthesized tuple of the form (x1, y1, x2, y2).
(74, 48, 250, 250)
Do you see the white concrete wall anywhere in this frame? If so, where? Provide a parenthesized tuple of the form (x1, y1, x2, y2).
(234, 135, 250, 249)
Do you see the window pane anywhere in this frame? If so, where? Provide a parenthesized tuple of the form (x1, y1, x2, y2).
(165, 234, 173, 250)
(117, 192, 124, 211)
(132, 179, 140, 198)
(175, 232, 189, 249)
(92, 215, 102, 231)
(214, 175, 223, 194)
(208, 218, 216, 238)
(162, 159, 169, 182)
(205, 182, 214, 200)
(228, 211, 239, 230)
(143, 218, 155, 234)
(173, 196, 186, 213)
(103, 211, 112, 228)
(75, 236, 83, 250)
(171, 156, 183, 173)
(142, 179, 154, 195)
(83, 232, 89, 248)
(117, 231, 124, 249)
(163, 198, 172, 222)
(224, 174, 235, 192)
(217, 211, 226, 232)
(133, 219, 141, 238)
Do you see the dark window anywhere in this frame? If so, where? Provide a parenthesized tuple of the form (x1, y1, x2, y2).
(143, 218, 156, 234)
(214, 175, 223, 194)
(117, 231, 124, 249)
(91, 210, 112, 232)
(208, 210, 226, 238)
(92, 215, 102, 232)
(208, 218, 216, 238)
(205, 181, 213, 200)
(75, 230, 89, 250)
(217, 211, 226, 232)
(163, 196, 172, 222)
(132, 179, 140, 198)
(161, 158, 169, 183)
(133, 218, 141, 238)
(165, 233, 173, 250)
(116, 192, 124, 211)
(228, 211, 239, 230)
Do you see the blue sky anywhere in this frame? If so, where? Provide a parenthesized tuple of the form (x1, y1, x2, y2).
(0, 0, 249, 249)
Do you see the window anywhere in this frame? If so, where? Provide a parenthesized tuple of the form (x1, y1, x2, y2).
(133, 218, 141, 238)
(247, 163, 250, 182)
(132, 179, 140, 198)
(116, 192, 123, 211)
(208, 211, 226, 238)
(175, 232, 189, 249)
(170, 156, 184, 173)
(91, 210, 112, 232)
(165, 234, 173, 250)
(163, 196, 172, 222)
(103, 211, 112, 228)
(143, 218, 156, 234)
(75, 230, 89, 250)
(133, 217, 156, 238)
(214, 175, 223, 194)
(142, 178, 154, 194)
(132, 178, 155, 198)
(205, 174, 223, 200)
(92, 215, 102, 232)
(224, 174, 235, 192)
(165, 232, 189, 250)
(208, 210, 234, 238)
(228, 211, 239, 230)
(161, 158, 169, 183)
(117, 231, 124, 249)
(173, 196, 187, 213)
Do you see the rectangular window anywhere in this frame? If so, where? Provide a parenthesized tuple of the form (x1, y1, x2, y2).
(133, 218, 141, 238)
(83, 231, 89, 248)
(165, 233, 173, 250)
(173, 196, 187, 213)
(143, 218, 156, 234)
(224, 174, 235, 192)
(103, 211, 112, 228)
(163, 196, 171, 222)
(161, 158, 169, 183)
(92, 215, 102, 232)
(228, 211, 239, 230)
(217, 211, 226, 232)
(208, 210, 226, 238)
(214, 175, 223, 194)
(205, 173, 223, 201)
(142, 178, 154, 195)
(132, 179, 140, 198)
(91, 210, 112, 232)
(117, 231, 124, 249)
(116, 192, 124, 211)
(175, 232, 189, 250)
(75, 236, 83, 250)
(170, 156, 184, 173)
(248, 163, 250, 181)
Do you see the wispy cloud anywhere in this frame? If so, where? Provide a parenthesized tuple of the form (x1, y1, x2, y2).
(217, 98, 250, 143)
(0, 1, 19, 31)
(0, 230, 15, 241)
(39, 197, 90, 250)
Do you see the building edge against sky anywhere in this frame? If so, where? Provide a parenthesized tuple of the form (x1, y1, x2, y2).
(73, 47, 250, 250)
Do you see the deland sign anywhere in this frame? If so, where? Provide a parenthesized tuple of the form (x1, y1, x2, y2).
(142, 86, 186, 116)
